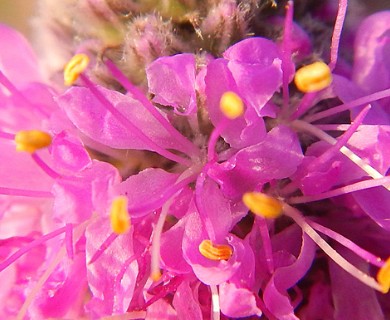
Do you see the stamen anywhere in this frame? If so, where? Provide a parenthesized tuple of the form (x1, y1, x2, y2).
(329, 0, 348, 70)
(31, 153, 61, 179)
(110, 196, 131, 234)
(292, 120, 389, 190)
(207, 92, 244, 162)
(16, 218, 92, 320)
(65, 223, 74, 260)
(220, 91, 244, 119)
(0, 70, 49, 117)
(307, 220, 385, 268)
(150, 198, 173, 281)
(64, 53, 90, 86)
(0, 226, 67, 272)
(242, 192, 283, 219)
(377, 257, 390, 293)
(289, 176, 390, 204)
(283, 203, 384, 292)
(198, 240, 233, 261)
(0, 186, 52, 198)
(14, 130, 52, 153)
(256, 217, 275, 273)
(304, 88, 390, 123)
(294, 62, 332, 93)
(281, 0, 294, 114)
(210, 284, 221, 320)
(88, 233, 118, 264)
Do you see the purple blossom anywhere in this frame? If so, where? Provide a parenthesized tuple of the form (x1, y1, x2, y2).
(1, 2, 390, 319)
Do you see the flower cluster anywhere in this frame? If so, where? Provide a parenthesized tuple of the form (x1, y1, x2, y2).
(1, 0, 390, 319)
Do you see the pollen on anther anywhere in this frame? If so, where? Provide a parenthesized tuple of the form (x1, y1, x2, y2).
(220, 91, 244, 119)
(199, 240, 233, 261)
(64, 53, 90, 86)
(377, 257, 390, 294)
(14, 130, 52, 153)
(294, 61, 332, 93)
(110, 196, 131, 234)
(242, 192, 283, 219)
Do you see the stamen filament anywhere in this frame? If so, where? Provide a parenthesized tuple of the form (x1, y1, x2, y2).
(304, 88, 390, 123)
(329, 0, 348, 70)
(210, 284, 221, 320)
(256, 217, 275, 273)
(65, 223, 74, 260)
(0, 130, 15, 140)
(283, 204, 384, 292)
(80, 74, 192, 166)
(31, 153, 61, 179)
(281, 0, 294, 114)
(105, 60, 200, 157)
(0, 226, 66, 272)
(0, 70, 49, 117)
(289, 176, 390, 204)
(150, 198, 173, 281)
(307, 220, 384, 267)
(88, 233, 118, 264)
(0, 186, 53, 198)
(292, 120, 389, 189)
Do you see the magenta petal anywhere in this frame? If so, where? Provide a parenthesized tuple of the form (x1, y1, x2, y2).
(50, 132, 91, 173)
(263, 233, 315, 320)
(147, 54, 197, 114)
(160, 217, 192, 274)
(182, 210, 243, 285)
(209, 125, 303, 199)
(172, 280, 203, 320)
(86, 218, 138, 317)
(352, 11, 390, 96)
(219, 282, 262, 318)
(329, 246, 385, 320)
(117, 168, 180, 217)
(53, 161, 120, 224)
(57, 85, 179, 151)
(353, 187, 390, 230)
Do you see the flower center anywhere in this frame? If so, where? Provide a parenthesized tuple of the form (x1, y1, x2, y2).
(198, 239, 233, 261)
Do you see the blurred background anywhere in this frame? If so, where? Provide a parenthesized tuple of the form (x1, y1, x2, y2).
(0, 0, 36, 37)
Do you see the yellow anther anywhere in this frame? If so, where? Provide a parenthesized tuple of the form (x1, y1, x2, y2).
(14, 130, 52, 153)
(220, 91, 244, 119)
(199, 240, 233, 261)
(242, 192, 283, 219)
(294, 61, 332, 93)
(150, 270, 162, 282)
(377, 257, 390, 294)
(110, 196, 130, 234)
(64, 53, 90, 86)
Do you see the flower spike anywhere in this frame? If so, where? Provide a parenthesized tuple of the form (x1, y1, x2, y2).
(243, 192, 283, 219)
(64, 53, 90, 86)
(294, 61, 332, 93)
(110, 196, 131, 234)
(377, 257, 390, 294)
(220, 91, 244, 119)
(199, 240, 233, 261)
(14, 130, 52, 153)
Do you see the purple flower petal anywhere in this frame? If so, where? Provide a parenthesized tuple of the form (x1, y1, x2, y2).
(147, 54, 197, 114)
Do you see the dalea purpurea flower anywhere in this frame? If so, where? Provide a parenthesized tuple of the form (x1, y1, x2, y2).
(1, 0, 390, 319)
